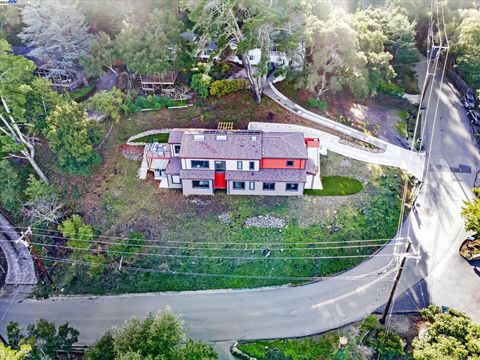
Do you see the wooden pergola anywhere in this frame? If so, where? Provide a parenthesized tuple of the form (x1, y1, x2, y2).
(34, 68, 79, 91)
(137, 71, 178, 94)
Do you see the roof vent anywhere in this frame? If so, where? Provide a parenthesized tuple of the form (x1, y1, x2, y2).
(251, 136, 257, 141)
(216, 135, 227, 141)
(193, 134, 205, 141)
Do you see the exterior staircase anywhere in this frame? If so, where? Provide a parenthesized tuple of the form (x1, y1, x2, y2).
(137, 155, 148, 180)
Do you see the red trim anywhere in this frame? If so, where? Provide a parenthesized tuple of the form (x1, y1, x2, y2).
(305, 138, 320, 148)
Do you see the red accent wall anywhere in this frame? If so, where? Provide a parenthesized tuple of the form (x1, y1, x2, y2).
(214, 172, 227, 189)
(261, 158, 305, 169)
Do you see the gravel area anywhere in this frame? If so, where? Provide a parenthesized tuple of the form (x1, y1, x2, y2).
(244, 215, 286, 229)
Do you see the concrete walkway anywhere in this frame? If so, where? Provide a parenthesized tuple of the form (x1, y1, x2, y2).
(249, 122, 425, 179)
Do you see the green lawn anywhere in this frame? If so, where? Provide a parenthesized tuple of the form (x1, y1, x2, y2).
(304, 176, 363, 196)
(132, 132, 169, 143)
(237, 335, 339, 360)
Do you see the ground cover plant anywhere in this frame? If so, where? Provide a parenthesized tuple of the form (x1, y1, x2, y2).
(27, 90, 405, 296)
(304, 176, 363, 196)
(131, 132, 169, 143)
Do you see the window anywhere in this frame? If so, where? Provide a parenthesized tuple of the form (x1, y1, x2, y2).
(249, 182, 255, 190)
(191, 160, 209, 169)
(263, 182, 275, 191)
(249, 161, 255, 170)
(173, 145, 181, 155)
(171, 175, 181, 184)
(192, 180, 210, 189)
(286, 183, 299, 191)
(214, 161, 226, 172)
(249, 55, 255, 61)
(286, 160, 294, 167)
(233, 181, 245, 190)
(237, 161, 243, 170)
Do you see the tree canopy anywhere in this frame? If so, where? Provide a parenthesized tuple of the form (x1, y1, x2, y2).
(19, 0, 91, 76)
(85, 309, 217, 360)
(7, 319, 79, 360)
(413, 306, 480, 360)
(45, 101, 102, 175)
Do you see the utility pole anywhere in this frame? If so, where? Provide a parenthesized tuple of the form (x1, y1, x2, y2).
(379, 241, 412, 324)
(19, 228, 56, 290)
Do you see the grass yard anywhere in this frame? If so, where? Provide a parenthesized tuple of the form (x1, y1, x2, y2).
(236, 314, 421, 360)
(132, 132, 169, 143)
(305, 176, 363, 196)
(33, 91, 405, 296)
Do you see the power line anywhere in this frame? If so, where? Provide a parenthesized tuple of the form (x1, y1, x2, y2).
(19, 241, 406, 261)
(0, 230, 406, 253)
(1, 226, 401, 247)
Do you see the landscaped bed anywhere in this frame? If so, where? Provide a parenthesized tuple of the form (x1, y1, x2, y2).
(131, 132, 169, 143)
(33, 91, 405, 296)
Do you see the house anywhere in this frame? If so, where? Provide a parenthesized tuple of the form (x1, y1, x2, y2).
(180, 31, 301, 69)
(139, 129, 322, 196)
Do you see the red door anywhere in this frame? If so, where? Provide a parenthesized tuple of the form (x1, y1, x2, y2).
(214, 172, 226, 189)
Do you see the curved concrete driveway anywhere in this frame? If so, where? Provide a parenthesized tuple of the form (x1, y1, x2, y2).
(1, 62, 478, 357)
(248, 122, 425, 179)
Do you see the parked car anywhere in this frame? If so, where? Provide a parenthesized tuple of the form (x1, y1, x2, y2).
(463, 92, 476, 109)
(467, 109, 480, 125)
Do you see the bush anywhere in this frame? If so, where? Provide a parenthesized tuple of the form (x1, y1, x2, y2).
(121, 95, 177, 115)
(70, 85, 95, 102)
(0, 160, 21, 214)
(209, 79, 247, 97)
(191, 73, 211, 98)
(378, 82, 404, 99)
(307, 98, 327, 111)
(87, 88, 124, 121)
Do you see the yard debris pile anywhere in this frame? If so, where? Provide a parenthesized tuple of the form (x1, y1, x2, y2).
(119, 144, 144, 161)
(218, 213, 232, 224)
(245, 215, 285, 229)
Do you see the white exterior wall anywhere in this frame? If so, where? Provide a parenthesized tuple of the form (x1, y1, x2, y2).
(167, 174, 182, 189)
(227, 181, 304, 196)
(182, 159, 259, 171)
(225, 160, 259, 171)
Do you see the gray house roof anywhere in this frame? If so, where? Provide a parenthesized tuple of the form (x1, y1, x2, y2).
(165, 157, 181, 175)
(262, 132, 308, 159)
(225, 169, 306, 183)
(180, 169, 215, 180)
(305, 158, 317, 175)
(179, 131, 262, 160)
(168, 130, 184, 144)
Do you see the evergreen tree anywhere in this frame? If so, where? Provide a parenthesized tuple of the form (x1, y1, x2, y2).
(45, 101, 102, 175)
(19, 0, 91, 77)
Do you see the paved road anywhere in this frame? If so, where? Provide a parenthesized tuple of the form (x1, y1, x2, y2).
(1, 61, 478, 357)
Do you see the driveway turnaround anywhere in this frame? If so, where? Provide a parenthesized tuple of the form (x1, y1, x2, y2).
(1, 62, 479, 349)
(248, 122, 425, 179)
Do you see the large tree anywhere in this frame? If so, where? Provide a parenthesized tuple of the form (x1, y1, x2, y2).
(45, 102, 102, 175)
(188, 0, 299, 104)
(19, 0, 91, 77)
(82, 32, 118, 77)
(453, 9, 480, 88)
(303, 7, 367, 99)
(85, 310, 217, 360)
(116, 3, 189, 76)
(7, 319, 79, 360)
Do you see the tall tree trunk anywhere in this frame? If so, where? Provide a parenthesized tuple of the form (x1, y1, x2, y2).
(22, 150, 49, 184)
(241, 54, 266, 104)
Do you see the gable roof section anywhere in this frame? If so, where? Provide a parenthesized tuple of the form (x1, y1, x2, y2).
(261, 132, 308, 159)
(168, 130, 184, 144)
(179, 131, 262, 160)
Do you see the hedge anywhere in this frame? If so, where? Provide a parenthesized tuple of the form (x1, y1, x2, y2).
(209, 79, 247, 97)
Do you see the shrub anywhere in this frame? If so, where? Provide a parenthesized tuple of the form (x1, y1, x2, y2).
(87, 88, 124, 121)
(121, 95, 177, 114)
(378, 82, 404, 99)
(69, 85, 95, 102)
(0, 160, 21, 214)
(307, 98, 327, 111)
(191, 73, 211, 98)
(210, 79, 247, 97)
